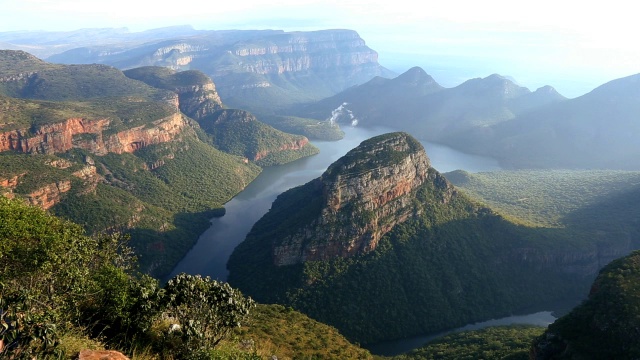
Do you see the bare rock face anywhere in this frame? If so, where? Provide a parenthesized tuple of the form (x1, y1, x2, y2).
(78, 349, 130, 360)
(0, 113, 186, 156)
(26, 180, 72, 210)
(273, 132, 432, 266)
(226, 30, 380, 76)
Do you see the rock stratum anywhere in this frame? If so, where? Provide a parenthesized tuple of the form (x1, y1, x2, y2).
(272, 132, 431, 265)
(0, 113, 186, 155)
(46, 29, 395, 112)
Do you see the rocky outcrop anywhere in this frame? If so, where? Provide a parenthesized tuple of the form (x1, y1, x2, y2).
(227, 30, 380, 75)
(26, 180, 72, 209)
(79, 349, 130, 360)
(273, 132, 433, 266)
(253, 137, 310, 162)
(174, 82, 223, 120)
(0, 117, 109, 154)
(0, 112, 186, 156)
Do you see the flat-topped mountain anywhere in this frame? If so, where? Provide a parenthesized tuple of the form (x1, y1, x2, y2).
(227, 132, 601, 344)
(46, 29, 394, 112)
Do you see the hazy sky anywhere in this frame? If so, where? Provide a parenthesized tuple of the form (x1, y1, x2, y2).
(1, 0, 638, 97)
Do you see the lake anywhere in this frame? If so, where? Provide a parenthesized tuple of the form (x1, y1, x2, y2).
(169, 125, 502, 280)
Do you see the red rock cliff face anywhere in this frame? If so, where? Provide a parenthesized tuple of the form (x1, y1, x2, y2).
(0, 112, 186, 156)
(25, 180, 72, 210)
(0, 118, 109, 154)
(273, 132, 434, 266)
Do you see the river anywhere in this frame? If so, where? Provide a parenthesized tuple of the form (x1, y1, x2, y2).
(365, 311, 556, 356)
(169, 125, 501, 280)
(169, 125, 556, 356)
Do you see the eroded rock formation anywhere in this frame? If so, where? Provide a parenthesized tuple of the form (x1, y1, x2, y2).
(273, 132, 435, 266)
(0, 113, 186, 155)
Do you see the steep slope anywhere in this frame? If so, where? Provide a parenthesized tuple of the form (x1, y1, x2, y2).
(47, 29, 394, 112)
(0, 197, 371, 359)
(227, 132, 597, 344)
(447, 73, 640, 169)
(296, 69, 565, 142)
(200, 109, 318, 166)
(124, 66, 319, 165)
(0, 51, 262, 277)
(531, 250, 640, 359)
(0, 50, 172, 102)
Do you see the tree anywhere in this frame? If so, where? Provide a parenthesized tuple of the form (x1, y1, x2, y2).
(157, 273, 255, 358)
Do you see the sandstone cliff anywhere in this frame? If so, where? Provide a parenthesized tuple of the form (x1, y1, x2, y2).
(49, 30, 394, 112)
(123, 67, 223, 121)
(0, 112, 187, 156)
(272, 132, 436, 265)
(223, 30, 380, 77)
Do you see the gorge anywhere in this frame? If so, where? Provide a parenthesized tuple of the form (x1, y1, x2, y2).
(169, 125, 501, 281)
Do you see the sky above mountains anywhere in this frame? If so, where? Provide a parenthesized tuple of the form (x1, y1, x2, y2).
(1, 0, 638, 98)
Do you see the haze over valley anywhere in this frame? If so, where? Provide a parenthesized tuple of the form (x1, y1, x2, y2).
(2, 2, 640, 359)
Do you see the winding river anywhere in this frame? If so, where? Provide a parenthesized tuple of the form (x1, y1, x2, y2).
(169, 126, 501, 280)
(168, 125, 560, 354)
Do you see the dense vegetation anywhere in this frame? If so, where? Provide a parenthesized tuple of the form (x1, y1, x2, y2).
(200, 109, 319, 166)
(0, 51, 170, 102)
(531, 250, 640, 359)
(395, 325, 544, 360)
(228, 165, 592, 344)
(446, 169, 640, 227)
(0, 197, 254, 359)
(1, 125, 261, 278)
(0, 197, 372, 359)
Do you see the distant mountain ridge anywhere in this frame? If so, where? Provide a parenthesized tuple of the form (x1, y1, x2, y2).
(41, 28, 394, 112)
(299, 65, 640, 170)
(447, 72, 640, 169)
(295, 67, 565, 142)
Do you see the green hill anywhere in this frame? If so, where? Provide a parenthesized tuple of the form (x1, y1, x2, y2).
(395, 325, 545, 360)
(0, 196, 371, 359)
(0, 51, 264, 278)
(532, 250, 640, 359)
(124, 66, 321, 166)
(227, 133, 595, 345)
(0, 51, 170, 102)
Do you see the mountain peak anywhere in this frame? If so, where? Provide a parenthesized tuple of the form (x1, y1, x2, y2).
(256, 132, 433, 266)
(394, 66, 439, 87)
(457, 73, 530, 98)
